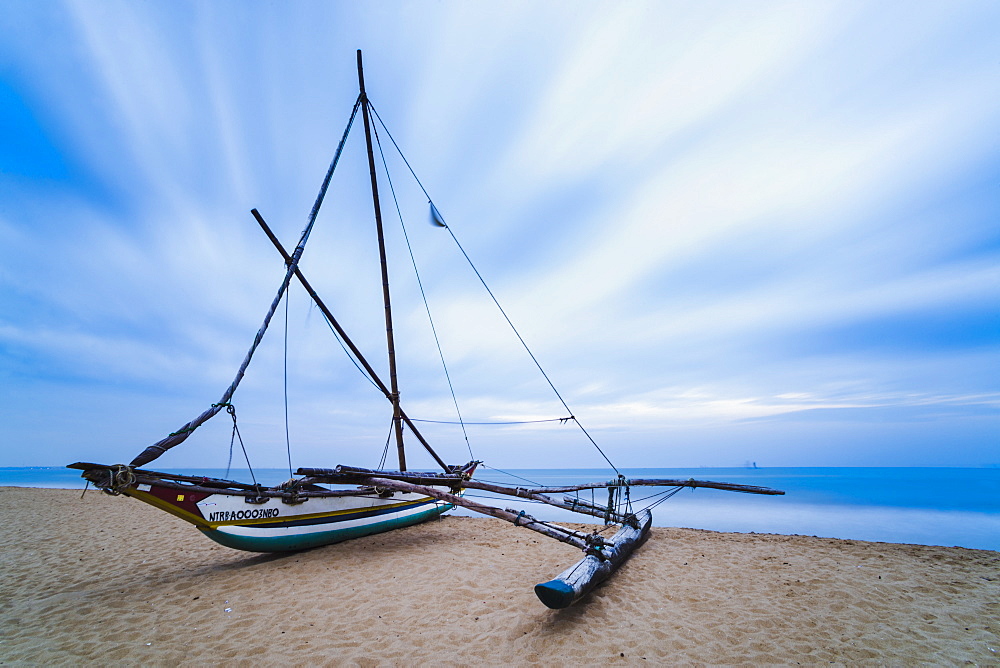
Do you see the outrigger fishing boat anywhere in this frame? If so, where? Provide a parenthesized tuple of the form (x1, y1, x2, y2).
(70, 51, 783, 609)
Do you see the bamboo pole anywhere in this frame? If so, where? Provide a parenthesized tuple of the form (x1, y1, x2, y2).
(513, 479, 784, 496)
(70, 464, 382, 499)
(315, 470, 634, 525)
(299, 467, 783, 497)
(360, 476, 592, 551)
(457, 480, 635, 526)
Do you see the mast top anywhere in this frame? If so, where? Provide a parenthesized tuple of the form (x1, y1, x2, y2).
(356, 50, 367, 98)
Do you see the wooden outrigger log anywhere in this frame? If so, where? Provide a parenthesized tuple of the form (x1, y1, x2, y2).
(535, 509, 653, 609)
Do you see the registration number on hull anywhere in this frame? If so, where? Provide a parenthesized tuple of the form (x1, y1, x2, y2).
(207, 508, 281, 522)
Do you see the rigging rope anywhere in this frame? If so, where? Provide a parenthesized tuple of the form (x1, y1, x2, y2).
(377, 420, 393, 470)
(409, 416, 573, 425)
(223, 404, 258, 487)
(225, 414, 235, 478)
(317, 305, 382, 390)
(438, 231, 620, 474)
(479, 463, 543, 487)
(368, 103, 620, 476)
(370, 116, 474, 462)
(632, 485, 686, 515)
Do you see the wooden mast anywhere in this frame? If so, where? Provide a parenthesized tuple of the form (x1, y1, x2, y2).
(357, 49, 407, 471)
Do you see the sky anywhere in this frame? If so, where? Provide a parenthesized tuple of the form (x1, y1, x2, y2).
(0, 1, 997, 471)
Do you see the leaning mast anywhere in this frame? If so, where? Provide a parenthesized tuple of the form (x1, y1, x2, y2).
(357, 49, 407, 471)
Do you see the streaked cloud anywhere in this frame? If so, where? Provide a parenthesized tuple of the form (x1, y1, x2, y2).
(0, 1, 996, 469)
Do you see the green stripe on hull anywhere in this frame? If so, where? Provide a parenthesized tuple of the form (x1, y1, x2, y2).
(199, 503, 453, 552)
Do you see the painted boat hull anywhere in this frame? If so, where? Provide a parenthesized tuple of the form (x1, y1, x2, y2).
(124, 482, 454, 553)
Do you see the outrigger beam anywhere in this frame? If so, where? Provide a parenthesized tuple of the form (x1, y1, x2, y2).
(302, 466, 784, 498)
(309, 466, 637, 525)
(305, 467, 783, 527)
(357, 475, 595, 551)
(509, 478, 785, 496)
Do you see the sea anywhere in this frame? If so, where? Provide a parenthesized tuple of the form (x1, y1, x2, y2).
(5, 466, 998, 552)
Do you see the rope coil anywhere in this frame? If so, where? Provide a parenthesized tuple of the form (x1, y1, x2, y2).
(103, 464, 136, 496)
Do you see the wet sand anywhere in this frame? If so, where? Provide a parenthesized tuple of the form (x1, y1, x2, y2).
(1, 486, 997, 665)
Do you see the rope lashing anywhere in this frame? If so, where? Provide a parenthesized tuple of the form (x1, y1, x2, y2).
(584, 532, 611, 559)
(247, 483, 268, 505)
(605, 485, 617, 525)
(104, 464, 136, 496)
(614, 474, 631, 517)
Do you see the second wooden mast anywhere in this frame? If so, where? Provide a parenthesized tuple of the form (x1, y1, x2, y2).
(357, 49, 407, 471)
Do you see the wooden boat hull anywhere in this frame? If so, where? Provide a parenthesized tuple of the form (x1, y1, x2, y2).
(123, 481, 454, 553)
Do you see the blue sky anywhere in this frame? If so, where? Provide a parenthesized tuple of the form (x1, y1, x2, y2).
(1, 1, 997, 470)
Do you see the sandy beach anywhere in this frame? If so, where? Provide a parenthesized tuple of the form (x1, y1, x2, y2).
(1, 487, 996, 665)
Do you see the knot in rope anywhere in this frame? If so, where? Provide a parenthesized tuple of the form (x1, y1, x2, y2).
(585, 532, 610, 559)
(245, 483, 268, 505)
(605, 485, 618, 525)
(104, 464, 136, 496)
(585, 532, 609, 548)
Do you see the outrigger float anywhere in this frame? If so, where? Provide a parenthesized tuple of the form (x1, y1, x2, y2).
(70, 51, 783, 609)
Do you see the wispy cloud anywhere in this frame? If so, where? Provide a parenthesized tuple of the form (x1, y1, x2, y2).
(0, 1, 997, 468)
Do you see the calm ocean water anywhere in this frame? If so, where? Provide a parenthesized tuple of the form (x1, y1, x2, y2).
(6, 466, 998, 551)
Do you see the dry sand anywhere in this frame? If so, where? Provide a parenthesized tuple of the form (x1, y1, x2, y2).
(1, 486, 997, 666)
